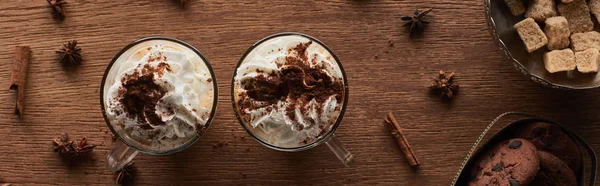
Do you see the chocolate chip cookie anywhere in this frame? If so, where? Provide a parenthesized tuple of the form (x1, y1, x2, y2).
(517, 122, 582, 173)
(531, 151, 578, 186)
(468, 139, 539, 186)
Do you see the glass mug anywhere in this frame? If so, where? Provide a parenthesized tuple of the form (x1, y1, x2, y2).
(100, 37, 218, 172)
(231, 32, 354, 166)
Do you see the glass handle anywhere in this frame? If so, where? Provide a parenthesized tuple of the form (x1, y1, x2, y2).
(325, 134, 354, 167)
(107, 140, 139, 173)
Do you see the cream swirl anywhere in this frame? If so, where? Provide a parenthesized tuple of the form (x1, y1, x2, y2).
(234, 35, 344, 147)
(105, 44, 214, 149)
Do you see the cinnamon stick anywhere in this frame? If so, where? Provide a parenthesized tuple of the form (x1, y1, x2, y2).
(385, 112, 420, 167)
(9, 46, 31, 117)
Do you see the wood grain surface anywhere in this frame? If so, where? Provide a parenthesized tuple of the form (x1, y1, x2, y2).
(0, 0, 599, 185)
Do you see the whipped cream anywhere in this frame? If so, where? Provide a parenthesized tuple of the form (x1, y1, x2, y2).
(104, 42, 214, 150)
(234, 35, 345, 148)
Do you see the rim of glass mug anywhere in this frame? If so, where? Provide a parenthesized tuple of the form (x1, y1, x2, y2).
(231, 32, 350, 152)
(100, 36, 219, 155)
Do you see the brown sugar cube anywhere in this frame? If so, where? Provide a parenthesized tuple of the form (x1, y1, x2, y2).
(544, 49, 576, 73)
(515, 18, 548, 53)
(526, 0, 557, 22)
(570, 31, 600, 51)
(544, 17, 570, 50)
(575, 49, 600, 73)
(590, 0, 600, 22)
(505, 0, 526, 16)
(557, 0, 594, 34)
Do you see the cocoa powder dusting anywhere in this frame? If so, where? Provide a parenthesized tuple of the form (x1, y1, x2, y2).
(238, 41, 344, 124)
(241, 74, 284, 102)
(290, 41, 311, 62)
(118, 62, 173, 128)
(120, 73, 166, 127)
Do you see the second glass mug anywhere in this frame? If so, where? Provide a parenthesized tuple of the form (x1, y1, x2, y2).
(231, 32, 354, 167)
(100, 36, 218, 172)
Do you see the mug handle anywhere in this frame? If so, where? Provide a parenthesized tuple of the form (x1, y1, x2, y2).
(325, 134, 354, 167)
(107, 140, 139, 173)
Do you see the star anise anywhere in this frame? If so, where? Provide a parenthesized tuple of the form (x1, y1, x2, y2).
(52, 132, 73, 154)
(52, 133, 96, 160)
(401, 8, 433, 37)
(56, 40, 82, 66)
(430, 70, 459, 99)
(116, 162, 135, 185)
(46, 0, 67, 19)
(74, 137, 96, 155)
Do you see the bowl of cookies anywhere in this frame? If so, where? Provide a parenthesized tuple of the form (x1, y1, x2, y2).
(485, 0, 600, 89)
(452, 112, 597, 186)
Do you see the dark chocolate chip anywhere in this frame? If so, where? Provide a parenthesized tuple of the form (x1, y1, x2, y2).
(508, 140, 522, 149)
(492, 161, 504, 172)
(488, 152, 495, 158)
(509, 179, 519, 186)
(501, 152, 506, 156)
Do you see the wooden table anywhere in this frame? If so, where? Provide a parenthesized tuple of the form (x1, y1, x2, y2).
(1, 0, 599, 185)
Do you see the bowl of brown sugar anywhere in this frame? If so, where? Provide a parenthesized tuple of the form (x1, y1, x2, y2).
(485, 0, 600, 89)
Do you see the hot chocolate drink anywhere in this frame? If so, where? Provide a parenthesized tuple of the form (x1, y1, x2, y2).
(103, 40, 215, 151)
(233, 35, 345, 148)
